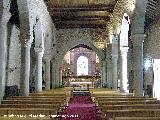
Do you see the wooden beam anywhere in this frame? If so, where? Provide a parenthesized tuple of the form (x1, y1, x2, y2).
(50, 11, 109, 17)
(54, 19, 106, 24)
(47, 4, 115, 12)
(52, 16, 110, 22)
(55, 23, 106, 29)
(54, 20, 106, 29)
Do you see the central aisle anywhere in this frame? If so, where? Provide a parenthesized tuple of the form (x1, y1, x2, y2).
(60, 95, 101, 120)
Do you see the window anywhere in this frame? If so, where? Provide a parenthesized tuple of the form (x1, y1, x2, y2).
(77, 56, 88, 76)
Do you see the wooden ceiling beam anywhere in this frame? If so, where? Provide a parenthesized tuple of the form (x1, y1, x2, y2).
(52, 16, 110, 22)
(50, 11, 109, 17)
(47, 4, 114, 12)
(54, 19, 106, 24)
(55, 23, 106, 29)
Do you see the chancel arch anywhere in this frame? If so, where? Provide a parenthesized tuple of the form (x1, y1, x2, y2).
(61, 44, 101, 88)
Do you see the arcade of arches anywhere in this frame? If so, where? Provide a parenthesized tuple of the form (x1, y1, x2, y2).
(1, 0, 160, 102)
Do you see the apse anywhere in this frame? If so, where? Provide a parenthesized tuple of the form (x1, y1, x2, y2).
(62, 44, 101, 88)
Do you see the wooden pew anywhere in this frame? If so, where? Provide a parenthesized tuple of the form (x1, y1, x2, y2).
(100, 104, 160, 111)
(8, 98, 66, 101)
(103, 109, 160, 120)
(0, 104, 60, 109)
(98, 100, 159, 106)
(0, 116, 51, 120)
(96, 98, 157, 101)
(29, 93, 66, 96)
(115, 117, 160, 120)
(94, 95, 145, 98)
(0, 108, 57, 116)
(1, 100, 63, 105)
(96, 97, 156, 100)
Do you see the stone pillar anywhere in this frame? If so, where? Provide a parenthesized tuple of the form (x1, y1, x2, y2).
(51, 60, 57, 88)
(102, 60, 107, 87)
(120, 47, 129, 93)
(132, 34, 144, 96)
(112, 35, 118, 90)
(112, 56, 118, 90)
(34, 48, 43, 92)
(59, 67, 63, 87)
(106, 45, 112, 88)
(0, 8, 10, 99)
(20, 41, 31, 96)
(45, 58, 51, 90)
(56, 62, 60, 88)
(107, 60, 112, 88)
(131, 0, 147, 96)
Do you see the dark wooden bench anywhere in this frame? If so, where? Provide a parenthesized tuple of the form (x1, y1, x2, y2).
(115, 117, 160, 120)
(100, 104, 160, 112)
(103, 109, 160, 120)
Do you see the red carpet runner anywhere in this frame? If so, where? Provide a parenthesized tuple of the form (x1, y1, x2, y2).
(60, 95, 101, 120)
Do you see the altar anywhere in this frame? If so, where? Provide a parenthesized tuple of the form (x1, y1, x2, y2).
(62, 75, 101, 88)
(72, 85, 90, 95)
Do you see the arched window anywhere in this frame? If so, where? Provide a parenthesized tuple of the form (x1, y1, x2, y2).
(77, 56, 88, 76)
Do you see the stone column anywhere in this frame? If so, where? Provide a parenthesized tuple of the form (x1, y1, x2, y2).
(20, 41, 31, 96)
(120, 47, 129, 93)
(131, 0, 147, 96)
(0, 8, 11, 99)
(51, 60, 56, 88)
(56, 62, 60, 88)
(102, 60, 107, 87)
(106, 45, 112, 88)
(107, 60, 112, 88)
(59, 67, 63, 87)
(45, 58, 51, 90)
(34, 48, 43, 92)
(112, 35, 118, 90)
(132, 34, 144, 96)
(112, 55, 118, 90)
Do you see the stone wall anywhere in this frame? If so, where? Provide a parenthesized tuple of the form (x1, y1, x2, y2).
(54, 28, 106, 63)
(144, 21, 160, 59)
(143, 19, 160, 87)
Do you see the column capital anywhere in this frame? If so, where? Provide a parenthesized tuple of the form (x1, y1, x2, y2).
(44, 56, 51, 61)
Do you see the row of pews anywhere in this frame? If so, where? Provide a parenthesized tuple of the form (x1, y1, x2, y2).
(0, 89, 71, 120)
(91, 91, 160, 120)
